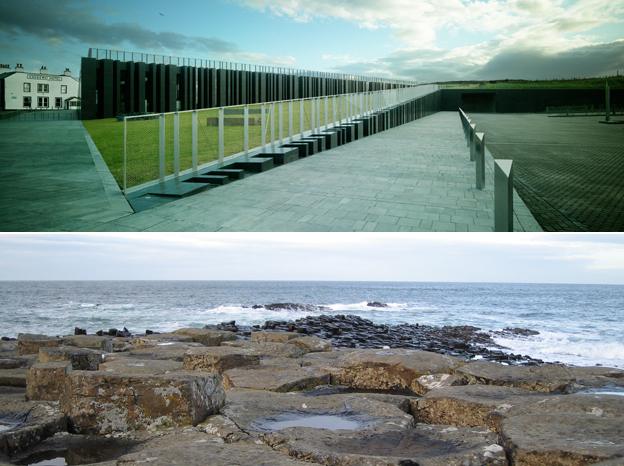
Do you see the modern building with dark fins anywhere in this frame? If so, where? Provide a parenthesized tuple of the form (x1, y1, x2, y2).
(80, 48, 418, 120)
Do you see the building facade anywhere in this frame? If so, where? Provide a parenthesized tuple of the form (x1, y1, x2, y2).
(81, 50, 416, 120)
(0, 64, 80, 111)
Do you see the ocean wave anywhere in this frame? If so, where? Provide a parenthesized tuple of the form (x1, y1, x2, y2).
(324, 302, 410, 311)
(492, 330, 624, 368)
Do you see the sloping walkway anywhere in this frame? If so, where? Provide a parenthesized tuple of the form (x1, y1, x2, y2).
(0, 121, 132, 231)
(100, 112, 540, 232)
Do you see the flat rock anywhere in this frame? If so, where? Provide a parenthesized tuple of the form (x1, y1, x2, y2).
(127, 342, 205, 361)
(114, 431, 312, 466)
(99, 358, 182, 375)
(39, 346, 103, 371)
(223, 361, 330, 392)
(251, 331, 300, 344)
(335, 349, 462, 395)
(264, 423, 506, 465)
(0, 357, 33, 370)
(183, 347, 260, 373)
(0, 369, 26, 388)
(60, 370, 225, 434)
(8, 431, 140, 465)
(172, 328, 237, 346)
(130, 333, 195, 347)
(222, 340, 308, 358)
(289, 336, 332, 353)
(26, 362, 72, 401)
(413, 384, 540, 431)
(501, 412, 624, 465)
(456, 360, 617, 393)
(0, 398, 67, 456)
(222, 388, 414, 435)
(62, 335, 113, 353)
(17, 334, 62, 356)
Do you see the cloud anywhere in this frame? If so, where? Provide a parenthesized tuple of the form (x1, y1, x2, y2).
(335, 39, 624, 82)
(0, 0, 295, 66)
(237, 0, 624, 80)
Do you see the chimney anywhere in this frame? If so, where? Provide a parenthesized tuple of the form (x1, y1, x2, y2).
(15, 63, 24, 71)
(64, 68, 71, 76)
(0, 64, 10, 70)
(40, 65, 48, 74)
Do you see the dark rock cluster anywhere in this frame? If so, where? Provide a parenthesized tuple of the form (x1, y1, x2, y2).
(242, 314, 543, 365)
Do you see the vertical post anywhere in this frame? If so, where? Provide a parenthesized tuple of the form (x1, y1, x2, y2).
(243, 105, 249, 161)
(270, 102, 275, 149)
(278, 101, 283, 144)
(261, 103, 266, 148)
(311, 97, 316, 134)
(494, 160, 514, 232)
(218, 107, 224, 166)
(123, 117, 127, 193)
(333, 96, 337, 125)
(299, 99, 305, 137)
(159, 114, 165, 182)
(475, 132, 485, 190)
(324, 96, 329, 130)
(191, 111, 198, 173)
(605, 80, 611, 122)
(173, 112, 180, 178)
(288, 100, 293, 142)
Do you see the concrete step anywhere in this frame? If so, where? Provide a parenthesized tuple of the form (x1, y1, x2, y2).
(205, 169, 246, 180)
(187, 175, 231, 186)
(311, 132, 337, 150)
(281, 143, 310, 158)
(229, 158, 274, 173)
(302, 135, 326, 151)
(322, 128, 344, 146)
(144, 180, 209, 198)
(254, 147, 299, 165)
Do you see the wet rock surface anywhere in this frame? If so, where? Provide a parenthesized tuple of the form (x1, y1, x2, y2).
(1, 328, 622, 465)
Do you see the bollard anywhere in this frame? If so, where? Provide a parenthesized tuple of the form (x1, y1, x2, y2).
(494, 160, 514, 232)
(469, 123, 476, 160)
(475, 132, 485, 190)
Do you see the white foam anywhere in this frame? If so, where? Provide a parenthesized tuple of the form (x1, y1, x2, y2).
(492, 330, 624, 368)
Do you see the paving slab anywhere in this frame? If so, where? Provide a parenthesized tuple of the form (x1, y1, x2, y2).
(470, 113, 624, 231)
(98, 112, 540, 232)
(0, 121, 132, 231)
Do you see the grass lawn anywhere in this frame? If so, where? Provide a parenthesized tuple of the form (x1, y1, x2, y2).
(84, 98, 356, 189)
(440, 76, 624, 90)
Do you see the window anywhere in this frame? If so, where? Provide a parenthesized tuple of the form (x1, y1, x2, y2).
(37, 96, 49, 108)
(55, 97, 62, 108)
(23, 97, 32, 108)
(23, 83, 31, 93)
(37, 83, 49, 93)
(61, 85, 67, 94)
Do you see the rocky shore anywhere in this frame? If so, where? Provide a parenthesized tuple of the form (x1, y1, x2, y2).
(1, 321, 623, 465)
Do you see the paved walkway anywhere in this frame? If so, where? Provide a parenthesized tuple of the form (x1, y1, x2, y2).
(470, 113, 624, 232)
(99, 112, 540, 232)
(0, 121, 132, 231)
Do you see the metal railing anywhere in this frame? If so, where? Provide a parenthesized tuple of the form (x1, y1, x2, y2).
(459, 107, 514, 232)
(123, 85, 438, 193)
(88, 48, 418, 87)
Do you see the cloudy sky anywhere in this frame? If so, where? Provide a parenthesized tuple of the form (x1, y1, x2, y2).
(1, 233, 624, 284)
(1, 0, 623, 82)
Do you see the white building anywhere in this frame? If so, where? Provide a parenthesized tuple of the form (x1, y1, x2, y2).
(0, 64, 80, 111)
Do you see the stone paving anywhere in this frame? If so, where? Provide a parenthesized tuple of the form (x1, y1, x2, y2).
(470, 113, 624, 232)
(99, 112, 540, 232)
(0, 120, 132, 232)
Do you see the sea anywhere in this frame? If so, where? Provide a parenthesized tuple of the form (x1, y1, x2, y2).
(1, 281, 623, 368)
